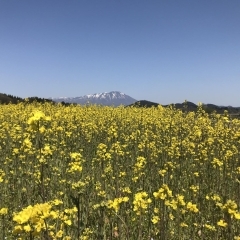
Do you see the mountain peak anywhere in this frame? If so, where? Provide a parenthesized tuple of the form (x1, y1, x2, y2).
(50, 91, 137, 106)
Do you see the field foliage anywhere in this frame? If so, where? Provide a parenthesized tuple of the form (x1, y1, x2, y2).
(1, 102, 240, 239)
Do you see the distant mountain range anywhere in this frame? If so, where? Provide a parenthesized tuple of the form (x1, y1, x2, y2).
(49, 91, 137, 106)
(1, 91, 240, 115)
(130, 100, 240, 114)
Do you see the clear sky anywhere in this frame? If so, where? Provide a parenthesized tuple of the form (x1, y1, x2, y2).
(0, 0, 239, 106)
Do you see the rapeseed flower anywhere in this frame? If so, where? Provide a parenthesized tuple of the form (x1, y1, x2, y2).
(217, 219, 227, 227)
(186, 202, 199, 213)
(133, 192, 152, 215)
(0, 207, 8, 215)
(1, 102, 240, 238)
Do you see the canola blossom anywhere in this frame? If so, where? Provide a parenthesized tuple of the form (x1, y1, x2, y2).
(0, 101, 240, 239)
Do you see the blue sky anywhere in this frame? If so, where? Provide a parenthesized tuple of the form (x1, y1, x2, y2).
(0, 0, 239, 106)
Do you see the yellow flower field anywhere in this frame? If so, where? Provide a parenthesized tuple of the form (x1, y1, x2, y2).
(1, 101, 240, 239)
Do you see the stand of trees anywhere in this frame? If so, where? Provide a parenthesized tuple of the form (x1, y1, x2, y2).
(0, 93, 55, 104)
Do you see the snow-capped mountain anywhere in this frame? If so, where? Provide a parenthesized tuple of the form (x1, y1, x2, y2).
(50, 91, 137, 106)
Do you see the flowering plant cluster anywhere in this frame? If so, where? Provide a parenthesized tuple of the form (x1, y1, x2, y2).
(0, 101, 240, 239)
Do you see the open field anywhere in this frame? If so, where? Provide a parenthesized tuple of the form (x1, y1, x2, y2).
(1, 102, 240, 239)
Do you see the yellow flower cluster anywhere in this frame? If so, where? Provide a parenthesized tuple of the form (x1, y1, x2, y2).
(12, 200, 76, 238)
(0, 102, 240, 238)
(186, 202, 199, 213)
(27, 110, 51, 131)
(107, 196, 129, 212)
(153, 184, 173, 200)
(0, 207, 8, 215)
(133, 192, 152, 215)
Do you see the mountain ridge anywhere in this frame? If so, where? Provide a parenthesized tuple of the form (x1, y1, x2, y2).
(1, 91, 240, 115)
(49, 91, 137, 106)
(130, 100, 240, 115)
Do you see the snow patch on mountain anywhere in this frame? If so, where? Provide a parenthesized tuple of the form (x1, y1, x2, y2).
(50, 91, 137, 106)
